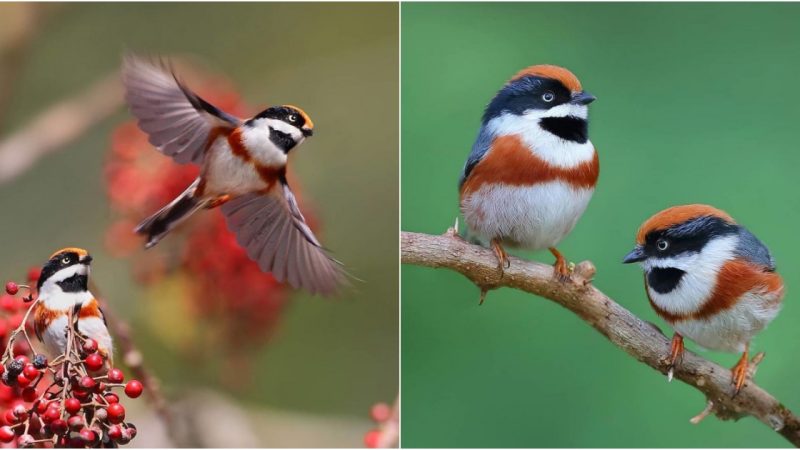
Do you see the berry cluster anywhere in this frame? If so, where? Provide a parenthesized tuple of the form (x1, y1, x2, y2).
(364, 399, 399, 448)
(0, 272, 143, 447)
(102, 65, 318, 372)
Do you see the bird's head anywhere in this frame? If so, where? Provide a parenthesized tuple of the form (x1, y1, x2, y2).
(249, 105, 314, 153)
(38, 248, 93, 294)
(483, 65, 595, 144)
(623, 205, 741, 293)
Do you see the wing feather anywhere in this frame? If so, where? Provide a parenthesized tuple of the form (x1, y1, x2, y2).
(121, 55, 242, 165)
(221, 185, 347, 296)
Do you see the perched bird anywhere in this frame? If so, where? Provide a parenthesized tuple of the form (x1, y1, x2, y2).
(459, 65, 598, 280)
(121, 55, 346, 296)
(33, 248, 113, 363)
(623, 205, 784, 394)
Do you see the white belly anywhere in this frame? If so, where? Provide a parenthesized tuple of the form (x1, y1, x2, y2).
(204, 138, 269, 196)
(42, 315, 69, 359)
(462, 181, 594, 250)
(672, 291, 782, 353)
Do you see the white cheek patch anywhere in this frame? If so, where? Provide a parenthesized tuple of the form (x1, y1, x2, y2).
(240, 119, 289, 167)
(486, 113, 595, 168)
(644, 235, 739, 315)
(540, 103, 588, 120)
(263, 118, 302, 141)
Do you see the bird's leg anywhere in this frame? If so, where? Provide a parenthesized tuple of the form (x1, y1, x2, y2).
(665, 333, 684, 382)
(206, 194, 232, 209)
(490, 238, 510, 275)
(549, 247, 571, 281)
(731, 344, 750, 396)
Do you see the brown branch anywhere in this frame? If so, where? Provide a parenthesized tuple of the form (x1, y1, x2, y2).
(0, 72, 123, 185)
(401, 229, 800, 447)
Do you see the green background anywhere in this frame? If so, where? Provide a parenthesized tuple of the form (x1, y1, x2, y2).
(402, 2, 800, 448)
(0, 2, 397, 445)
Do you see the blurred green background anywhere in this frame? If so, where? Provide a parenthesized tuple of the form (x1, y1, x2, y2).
(402, 2, 800, 447)
(0, 2, 397, 446)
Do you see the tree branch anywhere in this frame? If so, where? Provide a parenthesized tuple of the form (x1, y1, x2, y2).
(0, 72, 123, 185)
(401, 229, 800, 447)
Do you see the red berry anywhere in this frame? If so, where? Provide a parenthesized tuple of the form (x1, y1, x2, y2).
(4, 409, 17, 424)
(4, 282, 18, 296)
(26, 268, 40, 283)
(21, 387, 37, 402)
(370, 403, 391, 422)
(22, 364, 38, 380)
(0, 296, 15, 313)
(17, 434, 33, 448)
(104, 393, 119, 404)
(43, 406, 60, 423)
(67, 415, 83, 431)
(108, 368, 124, 383)
(124, 380, 143, 398)
(94, 408, 107, 422)
(12, 404, 27, 421)
(64, 398, 81, 415)
(107, 403, 125, 424)
(364, 429, 382, 448)
(15, 373, 31, 388)
(49, 418, 67, 435)
(79, 376, 96, 390)
(84, 353, 103, 371)
(79, 428, 96, 443)
(107, 424, 122, 440)
(14, 356, 29, 365)
(82, 339, 98, 354)
(0, 426, 13, 443)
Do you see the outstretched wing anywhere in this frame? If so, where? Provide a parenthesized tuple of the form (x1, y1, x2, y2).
(121, 54, 242, 165)
(220, 181, 347, 296)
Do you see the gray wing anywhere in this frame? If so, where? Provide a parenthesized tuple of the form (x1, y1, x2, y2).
(220, 183, 347, 296)
(735, 227, 776, 271)
(121, 55, 242, 165)
(458, 126, 493, 189)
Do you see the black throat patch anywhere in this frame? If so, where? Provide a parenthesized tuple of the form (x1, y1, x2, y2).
(269, 127, 297, 153)
(56, 274, 88, 293)
(647, 268, 686, 294)
(539, 116, 588, 143)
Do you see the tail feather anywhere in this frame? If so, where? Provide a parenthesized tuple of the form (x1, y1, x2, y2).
(135, 178, 209, 248)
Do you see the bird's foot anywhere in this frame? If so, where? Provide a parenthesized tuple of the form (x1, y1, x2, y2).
(665, 333, 684, 382)
(549, 247, 571, 282)
(206, 194, 231, 209)
(731, 349, 750, 397)
(491, 238, 510, 276)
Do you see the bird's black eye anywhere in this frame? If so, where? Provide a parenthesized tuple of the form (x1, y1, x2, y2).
(61, 256, 71, 265)
(542, 92, 555, 102)
(288, 114, 298, 123)
(656, 239, 669, 251)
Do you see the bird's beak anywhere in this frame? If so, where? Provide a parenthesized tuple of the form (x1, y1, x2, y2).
(301, 127, 313, 137)
(622, 246, 646, 264)
(80, 255, 93, 265)
(571, 91, 596, 105)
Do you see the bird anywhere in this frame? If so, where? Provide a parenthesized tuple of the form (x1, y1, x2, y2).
(33, 248, 113, 363)
(623, 204, 784, 394)
(121, 55, 346, 296)
(459, 65, 598, 281)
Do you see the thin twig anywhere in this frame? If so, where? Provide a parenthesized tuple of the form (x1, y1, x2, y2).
(401, 230, 800, 447)
(0, 72, 123, 184)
